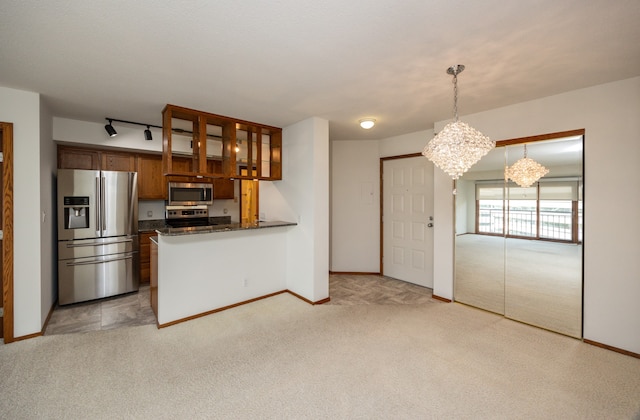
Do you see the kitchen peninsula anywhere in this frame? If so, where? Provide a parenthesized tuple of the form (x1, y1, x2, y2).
(150, 220, 297, 327)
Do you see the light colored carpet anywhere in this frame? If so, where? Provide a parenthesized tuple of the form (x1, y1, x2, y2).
(1, 293, 639, 419)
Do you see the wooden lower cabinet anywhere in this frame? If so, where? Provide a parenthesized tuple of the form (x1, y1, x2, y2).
(139, 232, 154, 283)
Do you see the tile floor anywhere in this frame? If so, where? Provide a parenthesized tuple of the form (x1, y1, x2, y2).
(327, 273, 435, 305)
(44, 274, 435, 336)
(45, 285, 157, 336)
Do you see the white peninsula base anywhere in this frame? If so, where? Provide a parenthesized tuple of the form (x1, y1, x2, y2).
(153, 223, 295, 327)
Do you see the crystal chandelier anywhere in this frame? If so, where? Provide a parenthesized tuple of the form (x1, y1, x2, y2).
(422, 65, 495, 179)
(505, 144, 549, 187)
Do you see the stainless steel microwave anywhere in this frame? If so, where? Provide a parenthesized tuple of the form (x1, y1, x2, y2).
(168, 182, 213, 206)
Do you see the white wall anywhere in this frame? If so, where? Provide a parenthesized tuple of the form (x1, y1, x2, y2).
(432, 77, 640, 354)
(39, 99, 56, 326)
(330, 140, 380, 272)
(455, 179, 474, 235)
(261, 117, 329, 302)
(0, 87, 44, 337)
(53, 117, 162, 153)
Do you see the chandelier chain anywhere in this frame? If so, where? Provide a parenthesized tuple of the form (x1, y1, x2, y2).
(452, 73, 459, 122)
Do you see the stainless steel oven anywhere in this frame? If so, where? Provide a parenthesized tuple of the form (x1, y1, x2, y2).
(168, 182, 213, 206)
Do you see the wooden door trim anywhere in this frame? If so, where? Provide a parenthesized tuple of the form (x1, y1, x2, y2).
(1, 122, 14, 343)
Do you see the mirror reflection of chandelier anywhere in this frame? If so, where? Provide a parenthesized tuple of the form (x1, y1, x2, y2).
(505, 144, 549, 187)
(422, 65, 495, 179)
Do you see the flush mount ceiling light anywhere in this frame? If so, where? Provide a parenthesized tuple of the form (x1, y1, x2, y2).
(422, 65, 495, 179)
(104, 119, 117, 137)
(105, 118, 161, 140)
(359, 118, 376, 129)
(505, 144, 549, 187)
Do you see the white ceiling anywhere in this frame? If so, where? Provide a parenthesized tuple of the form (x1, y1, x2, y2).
(1, 0, 639, 141)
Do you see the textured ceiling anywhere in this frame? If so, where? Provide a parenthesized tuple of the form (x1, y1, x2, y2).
(1, 0, 639, 141)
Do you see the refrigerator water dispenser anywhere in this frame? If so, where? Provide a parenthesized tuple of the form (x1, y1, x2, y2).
(63, 196, 90, 229)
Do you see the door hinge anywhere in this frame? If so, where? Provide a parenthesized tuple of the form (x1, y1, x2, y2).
(0, 152, 3, 162)
(0, 307, 4, 317)
(0, 230, 3, 240)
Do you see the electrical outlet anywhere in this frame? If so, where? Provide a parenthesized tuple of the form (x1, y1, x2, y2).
(243, 278, 249, 287)
(147, 211, 153, 217)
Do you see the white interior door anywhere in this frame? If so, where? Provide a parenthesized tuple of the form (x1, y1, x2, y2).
(382, 156, 434, 288)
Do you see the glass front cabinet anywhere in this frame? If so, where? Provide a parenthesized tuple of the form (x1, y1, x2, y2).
(162, 104, 282, 181)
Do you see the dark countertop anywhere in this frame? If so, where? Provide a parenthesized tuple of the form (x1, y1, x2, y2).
(139, 219, 168, 232)
(155, 220, 297, 236)
(139, 216, 232, 232)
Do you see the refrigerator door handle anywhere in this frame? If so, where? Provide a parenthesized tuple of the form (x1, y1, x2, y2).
(65, 253, 134, 266)
(65, 238, 133, 248)
(101, 175, 106, 236)
(95, 176, 101, 236)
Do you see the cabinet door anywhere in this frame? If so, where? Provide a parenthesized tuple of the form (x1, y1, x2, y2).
(213, 178, 235, 199)
(139, 232, 153, 283)
(102, 152, 136, 172)
(137, 155, 166, 200)
(208, 159, 234, 199)
(167, 156, 194, 183)
(58, 147, 100, 170)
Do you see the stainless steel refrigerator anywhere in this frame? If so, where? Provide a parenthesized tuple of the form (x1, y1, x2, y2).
(57, 169, 139, 305)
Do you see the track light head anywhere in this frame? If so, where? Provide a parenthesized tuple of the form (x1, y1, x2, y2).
(104, 120, 117, 137)
(144, 126, 153, 141)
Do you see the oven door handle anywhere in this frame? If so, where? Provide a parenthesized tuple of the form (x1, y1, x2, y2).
(65, 238, 134, 248)
(65, 253, 133, 266)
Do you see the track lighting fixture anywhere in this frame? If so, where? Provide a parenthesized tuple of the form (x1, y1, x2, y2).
(104, 118, 162, 140)
(144, 126, 153, 141)
(104, 119, 117, 137)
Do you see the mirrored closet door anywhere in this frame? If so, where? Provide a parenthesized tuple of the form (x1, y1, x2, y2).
(454, 132, 584, 338)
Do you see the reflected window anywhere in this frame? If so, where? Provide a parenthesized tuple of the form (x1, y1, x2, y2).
(475, 180, 581, 244)
(507, 198, 537, 237)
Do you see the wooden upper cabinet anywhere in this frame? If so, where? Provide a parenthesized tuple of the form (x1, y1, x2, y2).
(162, 104, 282, 180)
(58, 147, 135, 172)
(102, 152, 136, 172)
(58, 147, 100, 170)
(137, 154, 166, 200)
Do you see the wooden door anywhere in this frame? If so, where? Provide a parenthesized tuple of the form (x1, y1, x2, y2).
(382, 156, 435, 288)
(240, 168, 258, 224)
